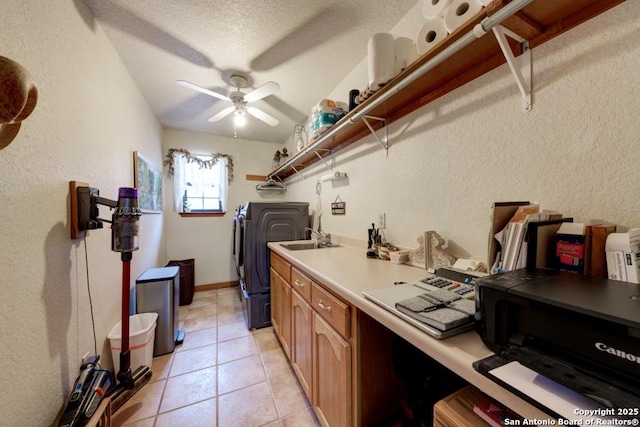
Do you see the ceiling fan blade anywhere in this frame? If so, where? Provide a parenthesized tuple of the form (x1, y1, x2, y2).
(177, 80, 230, 102)
(244, 81, 280, 103)
(207, 106, 236, 122)
(246, 106, 279, 127)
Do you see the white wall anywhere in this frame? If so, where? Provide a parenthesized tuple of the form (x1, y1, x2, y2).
(162, 128, 280, 286)
(284, 2, 640, 263)
(0, 1, 164, 425)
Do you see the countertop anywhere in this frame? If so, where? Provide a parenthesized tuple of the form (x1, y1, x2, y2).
(268, 239, 552, 420)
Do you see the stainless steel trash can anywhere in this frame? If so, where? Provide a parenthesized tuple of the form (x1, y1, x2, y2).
(135, 266, 184, 356)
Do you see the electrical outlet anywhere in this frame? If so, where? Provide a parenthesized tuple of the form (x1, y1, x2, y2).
(378, 213, 386, 229)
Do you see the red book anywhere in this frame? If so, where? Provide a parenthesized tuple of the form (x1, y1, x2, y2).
(473, 400, 523, 427)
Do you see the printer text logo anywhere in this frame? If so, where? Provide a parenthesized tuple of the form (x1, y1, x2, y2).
(595, 342, 640, 364)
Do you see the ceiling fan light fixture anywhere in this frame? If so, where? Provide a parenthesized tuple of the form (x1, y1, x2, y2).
(234, 109, 246, 127)
(179, 72, 280, 128)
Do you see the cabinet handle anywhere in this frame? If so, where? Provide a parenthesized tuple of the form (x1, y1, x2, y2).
(318, 300, 332, 312)
(294, 279, 305, 288)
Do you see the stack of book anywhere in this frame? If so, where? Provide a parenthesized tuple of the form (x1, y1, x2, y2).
(473, 398, 523, 427)
(490, 204, 563, 273)
(489, 202, 617, 277)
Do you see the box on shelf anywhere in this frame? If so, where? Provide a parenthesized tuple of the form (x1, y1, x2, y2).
(605, 229, 640, 283)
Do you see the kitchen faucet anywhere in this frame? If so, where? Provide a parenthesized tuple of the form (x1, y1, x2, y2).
(305, 227, 332, 245)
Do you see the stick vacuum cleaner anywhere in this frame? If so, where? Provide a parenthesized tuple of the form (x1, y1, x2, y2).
(106, 188, 152, 413)
(60, 187, 151, 425)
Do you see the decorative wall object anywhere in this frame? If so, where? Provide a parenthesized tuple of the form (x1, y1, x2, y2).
(164, 148, 234, 183)
(425, 230, 457, 269)
(408, 232, 427, 269)
(134, 151, 162, 213)
(0, 56, 38, 150)
(331, 195, 346, 215)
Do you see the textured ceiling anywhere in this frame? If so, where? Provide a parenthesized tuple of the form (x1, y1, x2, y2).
(82, 0, 418, 144)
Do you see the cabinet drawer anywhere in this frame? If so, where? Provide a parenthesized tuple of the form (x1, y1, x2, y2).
(311, 282, 350, 338)
(291, 267, 312, 303)
(270, 252, 291, 283)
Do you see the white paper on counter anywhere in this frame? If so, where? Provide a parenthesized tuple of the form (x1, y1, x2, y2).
(489, 361, 606, 422)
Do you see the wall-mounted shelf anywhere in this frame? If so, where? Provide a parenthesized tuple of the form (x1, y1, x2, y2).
(268, 0, 625, 181)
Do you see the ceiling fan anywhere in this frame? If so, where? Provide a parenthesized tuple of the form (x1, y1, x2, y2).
(177, 72, 280, 127)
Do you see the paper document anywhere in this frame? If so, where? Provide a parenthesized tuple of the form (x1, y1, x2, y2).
(489, 362, 606, 422)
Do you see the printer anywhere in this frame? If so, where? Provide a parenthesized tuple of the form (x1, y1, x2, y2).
(474, 268, 640, 412)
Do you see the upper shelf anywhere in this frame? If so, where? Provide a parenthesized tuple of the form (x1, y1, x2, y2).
(268, 0, 626, 181)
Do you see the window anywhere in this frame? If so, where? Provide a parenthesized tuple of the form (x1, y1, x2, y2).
(183, 159, 223, 212)
(166, 149, 233, 215)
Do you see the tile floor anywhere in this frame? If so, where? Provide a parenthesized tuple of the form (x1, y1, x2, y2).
(113, 287, 321, 427)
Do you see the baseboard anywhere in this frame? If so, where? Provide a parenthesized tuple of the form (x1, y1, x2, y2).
(195, 280, 238, 292)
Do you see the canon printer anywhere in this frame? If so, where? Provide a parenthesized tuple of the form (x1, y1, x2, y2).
(474, 268, 640, 413)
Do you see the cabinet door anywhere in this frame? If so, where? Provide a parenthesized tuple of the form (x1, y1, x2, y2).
(280, 278, 292, 359)
(291, 290, 313, 400)
(270, 268, 281, 336)
(313, 312, 351, 427)
(271, 268, 292, 359)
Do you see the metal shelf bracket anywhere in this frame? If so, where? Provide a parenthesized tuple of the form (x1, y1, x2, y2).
(492, 25, 532, 112)
(290, 163, 306, 180)
(313, 148, 334, 173)
(362, 115, 389, 157)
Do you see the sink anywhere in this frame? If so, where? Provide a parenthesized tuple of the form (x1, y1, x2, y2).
(280, 242, 340, 251)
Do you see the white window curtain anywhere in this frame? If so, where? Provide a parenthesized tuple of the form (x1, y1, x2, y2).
(217, 156, 228, 213)
(172, 152, 188, 212)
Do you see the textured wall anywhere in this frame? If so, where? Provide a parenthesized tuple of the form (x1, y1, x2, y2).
(162, 129, 281, 285)
(0, 1, 164, 425)
(284, 2, 640, 263)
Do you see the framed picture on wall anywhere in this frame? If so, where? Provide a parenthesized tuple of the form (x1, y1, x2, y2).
(133, 151, 162, 213)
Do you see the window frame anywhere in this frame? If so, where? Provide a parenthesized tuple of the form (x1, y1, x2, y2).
(182, 158, 223, 213)
(165, 149, 233, 217)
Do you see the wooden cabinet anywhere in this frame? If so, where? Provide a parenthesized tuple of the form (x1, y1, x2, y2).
(291, 267, 312, 302)
(291, 289, 313, 399)
(271, 252, 352, 426)
(313, 311, 351, 427)
(271, 268, 292, 358)
(311, 282, 350, 338)
(280, 277, 292, 359)
(271, 251, 405, 427)
(270, 268, 281, 335)
(270, 252, 292, 359)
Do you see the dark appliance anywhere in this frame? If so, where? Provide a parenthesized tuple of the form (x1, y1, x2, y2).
(235, 201, 309, 329)
(232, 205, 242, 277)
(474, 268, 640, 413)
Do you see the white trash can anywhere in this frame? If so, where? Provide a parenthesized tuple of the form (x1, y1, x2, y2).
(108, 312, 158, 374)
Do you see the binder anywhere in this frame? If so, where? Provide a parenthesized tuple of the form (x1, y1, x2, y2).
(488, 201, 531, 270)
(584, 223, 616, 278)
(525, 218, 573, 269)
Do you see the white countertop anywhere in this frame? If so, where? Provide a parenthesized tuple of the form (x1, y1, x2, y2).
(269, 239, 552, 420)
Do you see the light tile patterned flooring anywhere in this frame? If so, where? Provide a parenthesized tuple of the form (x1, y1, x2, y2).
(113, 287, 321, 427)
